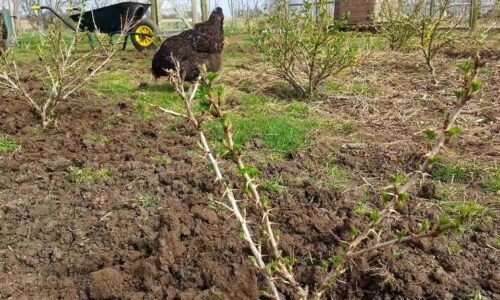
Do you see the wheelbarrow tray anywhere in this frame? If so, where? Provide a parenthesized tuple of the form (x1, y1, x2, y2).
(69, 2, 150, 34)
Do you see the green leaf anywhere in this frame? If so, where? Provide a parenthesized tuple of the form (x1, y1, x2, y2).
(328, 254, 343, 265)
(260, 195, 270, 209)
(369, 210, 381, 223)
(426, 155, 442, 166)
(395, 229, 407, 241)
(424, 129, 438, 144)
(390, 173, 406, 186)
(398, 192, 409, 203)
(198, 98, 211, 111)
(381, 191, 393, 202)
(457, 60, 473, 75)
(453, 90, 464, 100)
(237, 165, 260, 178)
(419, 218, 430, 232)
(207, 72, 218, 81)
(471, 79, 483, 93)
(438, 215, 452, 231)
(248, 256, 259, 267)
(447, 126, 461, 138)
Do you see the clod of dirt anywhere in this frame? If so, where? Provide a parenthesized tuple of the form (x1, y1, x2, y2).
(89, 268, 124, 300)
(430, 266, 449, 284)
(244, 139, 264, 150)
(488, 271, 500, 294)
(191, 205, 219, 224)
(418, 182, 438, 199)
(155, 209, 187, 269)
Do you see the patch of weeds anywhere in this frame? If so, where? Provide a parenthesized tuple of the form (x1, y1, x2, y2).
(471, 291, 488, 300)
(285, 102, 309, 117)
(443, 201, 492, 231)
(481, 167, 499, 194)
(325, 81, 344, 92)
(350, 82, 377, 96)
(260, 177, 285, 194)
(0, 136, 21, 152)
(490, 236, 500, 250)
(436, 185, 453, 200)
(83, 134, 109, 144)
(152, 155, 172, 166)
(240, 94, 269, 106)
(103, 113, 123, 128)
(431, 163, 475, 183)
(447, 241, 462, 254)
(325, 163, 348, 190)
(353, 201, 371, 215)
(68, 167, 113, 184)
(359, 186, 372, 201)
(137, 194, 156, 208)
(337, 121, 356, 135)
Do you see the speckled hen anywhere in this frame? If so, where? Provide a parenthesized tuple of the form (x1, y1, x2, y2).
(151, 7, 224, 81)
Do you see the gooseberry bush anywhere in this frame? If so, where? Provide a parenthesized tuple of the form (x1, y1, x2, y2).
(157, 49, 486, 299)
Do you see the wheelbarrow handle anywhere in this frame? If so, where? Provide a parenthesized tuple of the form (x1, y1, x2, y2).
(30, 5, 77, 32)
(67, 7, 81, 12)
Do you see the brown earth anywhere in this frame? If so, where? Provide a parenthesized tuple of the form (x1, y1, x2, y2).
(0, 46, 499, 300)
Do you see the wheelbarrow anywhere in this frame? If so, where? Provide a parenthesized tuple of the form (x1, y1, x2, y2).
(31, 2, 160, 51)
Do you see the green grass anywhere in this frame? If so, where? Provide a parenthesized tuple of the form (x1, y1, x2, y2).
(68, 167, 113, 184)
(337, 121, 356, 135)
(491, 236, 500, 250)
(442, 201, 492, 231)
(482, 167, 499, 194)
(152, 155, 172, 166)
(137, 194, 156, 207)
(90, 71, 136, 100)
(350, 82, 377, 96)
(103, 113, 123, 128)
(0, 137, 21, 152)
(260, 177, 285, 194)
(83, 134, 109, 144)
(325, 164, 348, 190)
(232, 112, 318, 152)
(284, 102, 309, 117)
(325, 81, 344, 92)
(431, 163, 475, 183)
(240, 94, 269, 106)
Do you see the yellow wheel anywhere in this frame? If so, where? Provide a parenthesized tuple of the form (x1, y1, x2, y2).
(131, 18, 160, 51)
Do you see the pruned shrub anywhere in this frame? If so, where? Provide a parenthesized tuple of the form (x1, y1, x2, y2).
(376, 0, 418, 51)
(0, 8, 130, 127)
(252, 0, 359, 99)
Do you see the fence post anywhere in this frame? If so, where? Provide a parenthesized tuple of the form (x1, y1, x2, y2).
(150, 0, 160, 26)
(469, 0, 479, 30)
(201, 0, 208, 21)
(192, 0, 198, 24)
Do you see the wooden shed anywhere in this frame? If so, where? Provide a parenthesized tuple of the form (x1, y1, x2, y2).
(289, 0, 384, 27)
(337, 0, 382, 25)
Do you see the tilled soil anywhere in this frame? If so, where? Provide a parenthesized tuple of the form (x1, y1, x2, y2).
(1, 55, 499, 299)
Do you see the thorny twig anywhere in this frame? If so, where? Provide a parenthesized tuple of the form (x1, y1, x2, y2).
(164, 60, 282, 299)
(313, 53, 485, 299)
(200, 70, 309, 298)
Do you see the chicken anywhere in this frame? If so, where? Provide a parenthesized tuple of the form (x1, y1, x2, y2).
(151, 7, 224, 82)
(0, 11, 7, 53)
